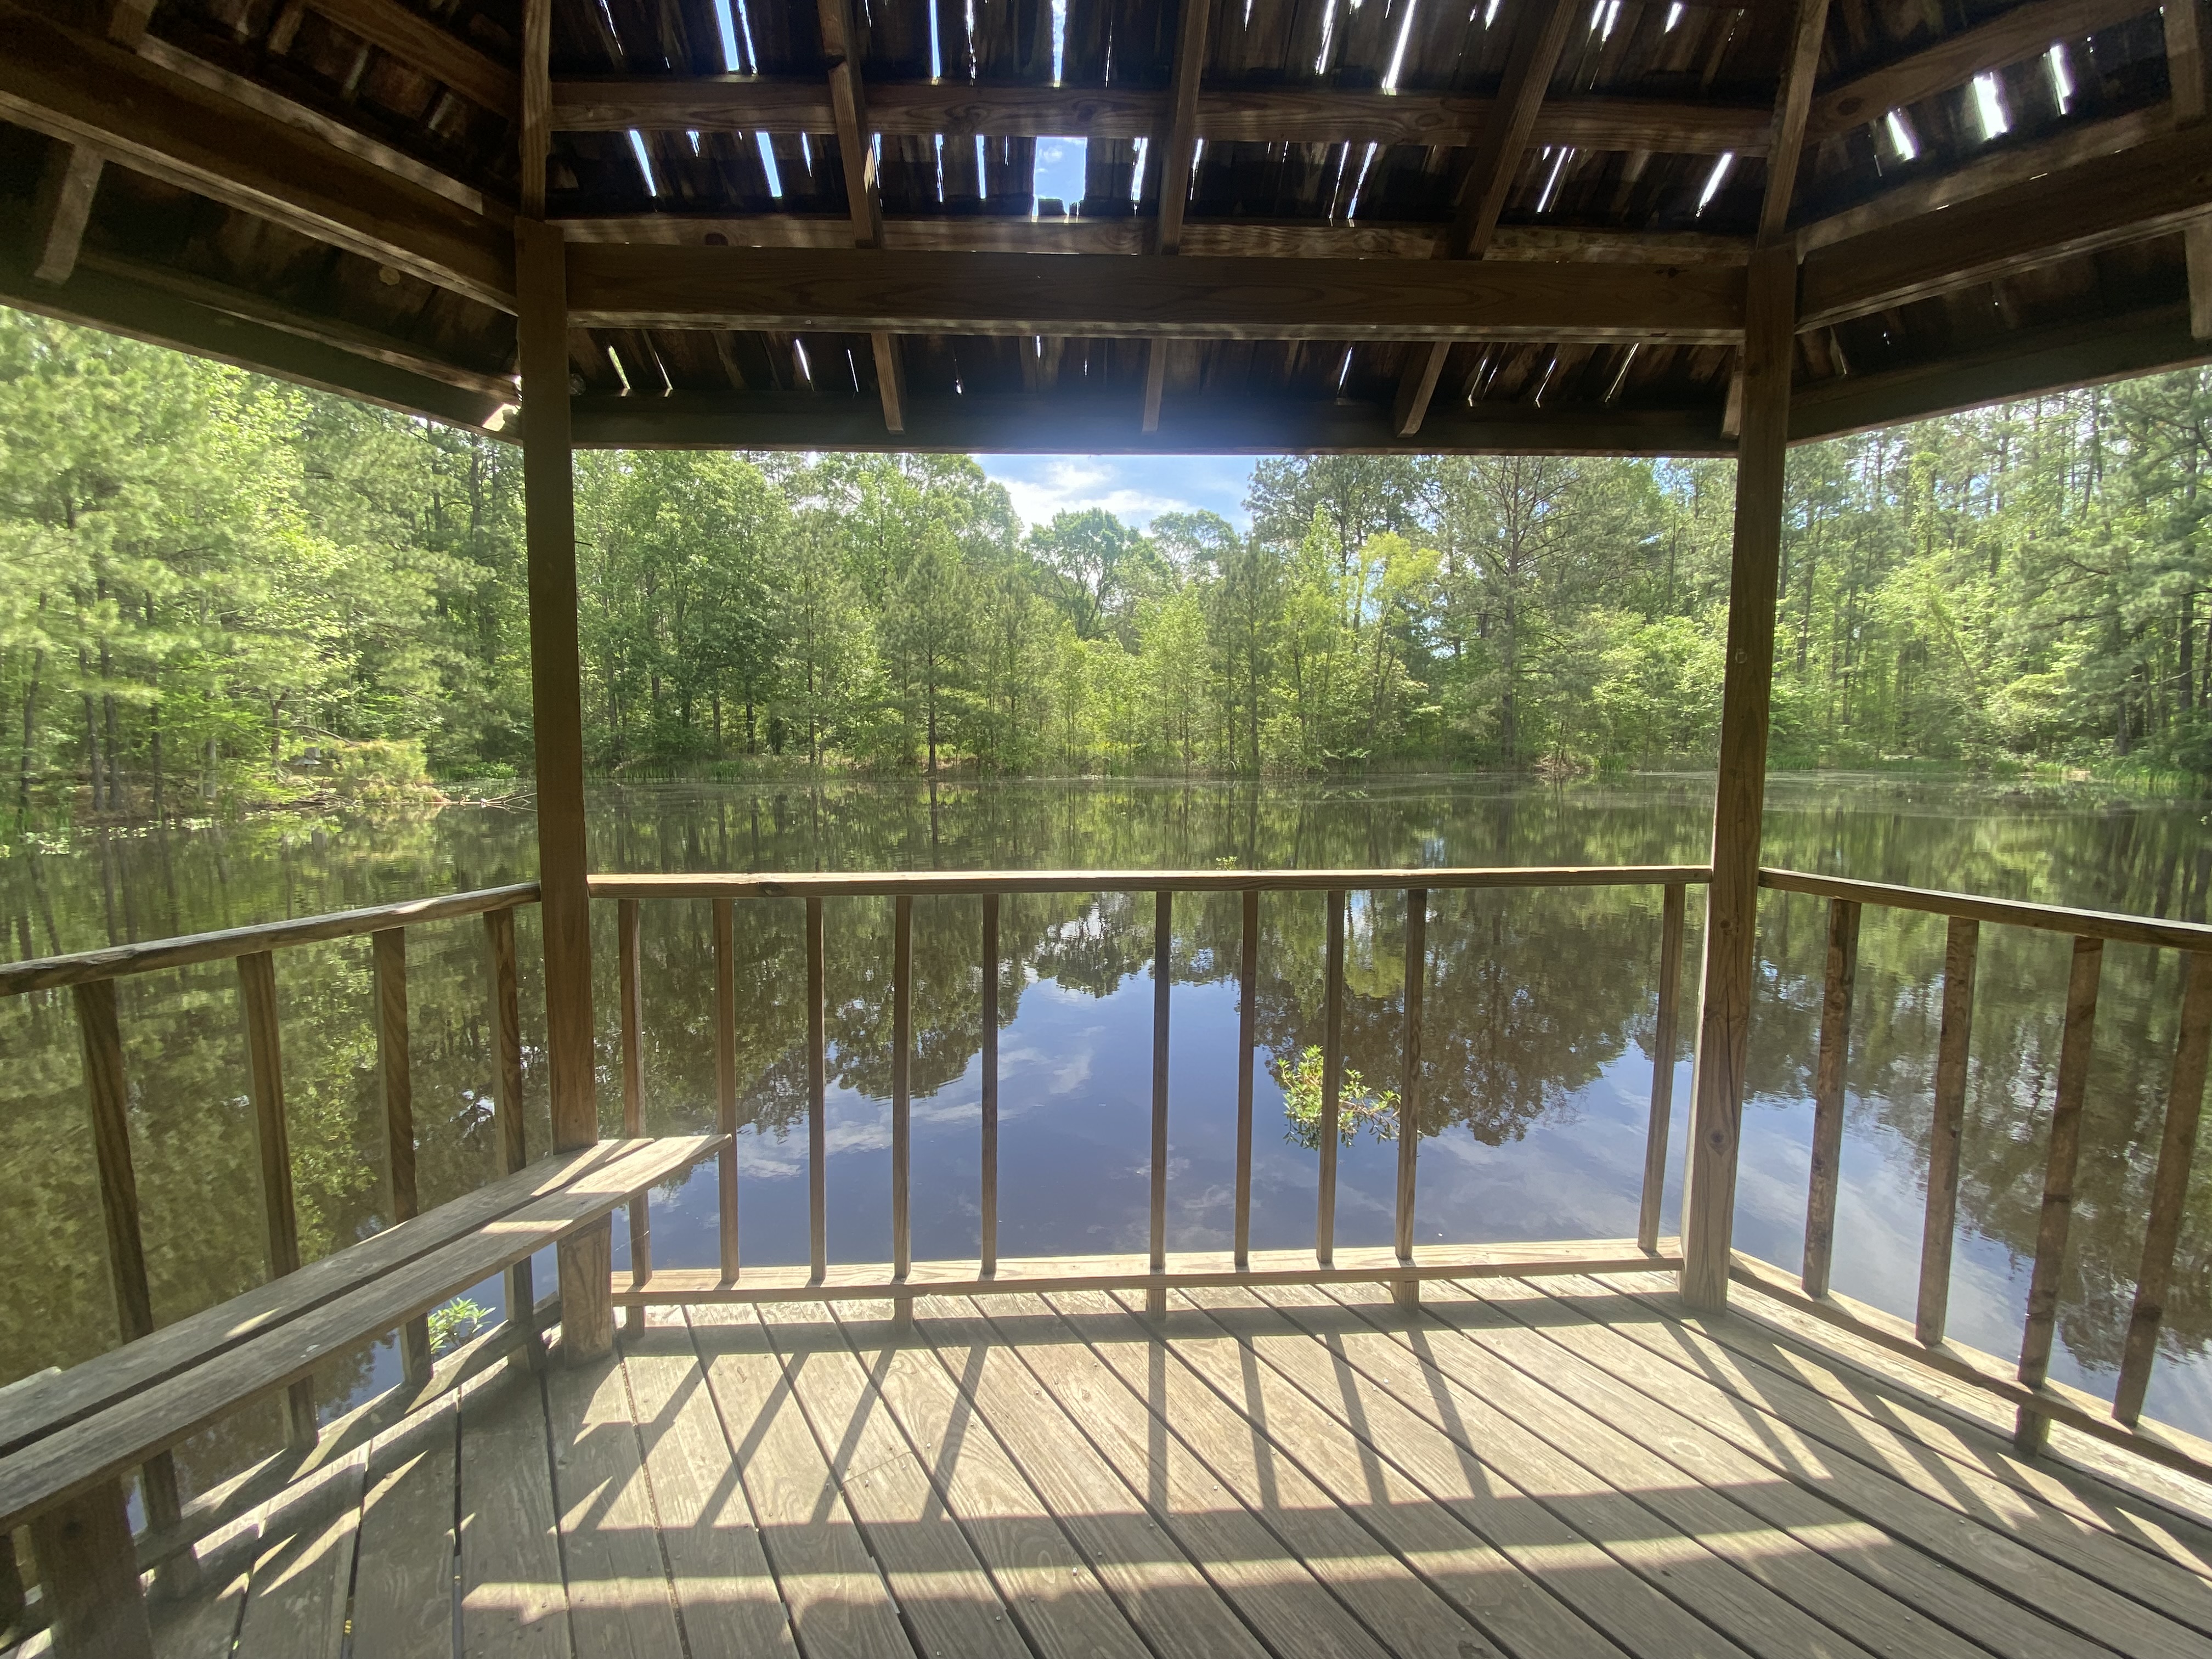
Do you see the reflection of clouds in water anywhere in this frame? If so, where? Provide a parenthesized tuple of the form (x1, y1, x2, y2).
(1002, 1030, 1097, 1094)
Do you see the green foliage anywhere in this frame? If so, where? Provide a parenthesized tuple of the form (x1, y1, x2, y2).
(329, 739, 439, 805)
(12, 304, 2212, 810)
(1273, 1043, 1400, 1150)
(427, 1296, 489, 1355)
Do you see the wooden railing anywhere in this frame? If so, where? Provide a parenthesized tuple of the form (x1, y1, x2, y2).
(1742, 867, 2212, 1485)
(0, 881, 542, 1582)
(586, 864, 1705, 1318)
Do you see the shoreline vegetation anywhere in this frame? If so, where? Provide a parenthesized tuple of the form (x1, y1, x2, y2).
(10, 305, 2212, 839)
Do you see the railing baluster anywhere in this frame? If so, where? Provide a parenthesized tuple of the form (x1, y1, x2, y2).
(72, 978, 189, 1582)
(1149, 889, 1171, 1316)
(807, 895, 827, 1284)
(714, 896, 738, 1284)
(372, 928, 430, 1382)
(1641, 882, 1689, 1257)
(892, 894, 912, 1324)
(981, 893, 1000, 1278)
(1917, 915, 1979, 1347)
(1393, 890, 1427, 1312)
(483, 907, 534, 1363)
(618, 897, 648, 1333)
(2015, 935, 2103, 1453)
(1801, 896, 1860, 1297)
(2114, 949, 2212, 1424)
(1234, 888, 1258, 1273)
(238, 950, 315, 1449)
(1317, 888, 1346, 1267)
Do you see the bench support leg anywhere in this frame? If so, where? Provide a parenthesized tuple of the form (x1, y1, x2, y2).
(558, 1216, 614, 1364)
(29, 1479, 152, 1659)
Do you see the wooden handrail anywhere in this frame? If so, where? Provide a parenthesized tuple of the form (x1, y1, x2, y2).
(0, 881, 542, 995)
(589, 865, 1711, 899)
(1759, 867, 2212, 951)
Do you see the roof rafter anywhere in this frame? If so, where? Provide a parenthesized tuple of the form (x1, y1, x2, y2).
(1392, 0, 1578, 440)
(816, 0, 904, 433)
(1144, 0, 1211, 432)
(0, 0, 514, 309)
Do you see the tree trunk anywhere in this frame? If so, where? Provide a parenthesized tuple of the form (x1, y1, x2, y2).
(16, 646, 42, 820)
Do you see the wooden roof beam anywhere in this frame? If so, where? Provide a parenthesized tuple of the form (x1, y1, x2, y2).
(549, 78, 1768, 155)
(0, 1, 513, 309)
(27, 0, 155, 286)
(302, 0, 517, 122)
(1394, 0, 1577, 439)
(2165, 0, 2212, 340)
(1144, 0, 1211, 432)
(564, 244, 1747, 341)
(1807, 0, 2153, 140)
(816, 0, 902, 432)
(1798, 120, 2212, 327)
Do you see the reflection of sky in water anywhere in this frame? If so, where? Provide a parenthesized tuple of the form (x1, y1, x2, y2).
(610, 951, 2212, 1442)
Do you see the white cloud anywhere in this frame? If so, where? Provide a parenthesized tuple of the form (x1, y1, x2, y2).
(994, 459, 1200, 531)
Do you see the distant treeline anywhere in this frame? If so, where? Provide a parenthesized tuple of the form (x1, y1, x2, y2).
(5, 306, 2211, 817)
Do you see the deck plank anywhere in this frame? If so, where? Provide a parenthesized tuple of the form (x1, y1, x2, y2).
(1234, 1281, 1773, 1659)
(1290, 1280, 1989, 1659)
(619, 1312, 799, 1659)
(1364, 1278, 2105, 1659)
(1433, 1276, 2200, 1659)
(755, 1302, 1030, 1659)
(827, 1305, 1154, 1659)
(349, 1395, 459, 1659)
(1112, 1285, 1633, 1658)
(545, 1352, 685, 1659)
(148, 1564, 247, 1659)
(230, 1450, 364, 1659)
(1051, 1285, 1549, 1659)
(459, 1363, 571, 1659)
(972, 1291, 1396, 1659)
(909, 1294, 1272, 1659)
(1598, 1272, 2212, 1594)
(685, 1304, 914, 1659)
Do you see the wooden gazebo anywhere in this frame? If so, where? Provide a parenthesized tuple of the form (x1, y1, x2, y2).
(7, 1, 2212, 1655)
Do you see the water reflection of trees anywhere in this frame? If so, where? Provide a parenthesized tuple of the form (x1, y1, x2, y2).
(10, 774, 2212, 1496)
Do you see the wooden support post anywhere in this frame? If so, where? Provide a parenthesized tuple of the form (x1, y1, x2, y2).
(27, 1479, 151, 1659)
(517, 211, 606, 1363)
(1234, 888, 1257, 1272)
(617, 896, 647, 1334)
(1800, 897, 1859, 1299)
(818, 0, 906, 432)
(806, 895, 827, 1284)
(71, 978, 187, 1592)
(1640, 882, 1689, 1256)
(1393, 890, 1426, 1311)
(1916, 916, 1980, 1347)
(1317, 889, 1346, 1267)
(1149, 888, 1172, 1315)
(714, 896, 740, 1283)
(2114, 950, 2212, 1423)
(981, 893, 1000, 1277)
(1679, 239, 1797, 1312)
(891, 894, 913, 1325)
(373, 927, 432, 1381)
(2015, 935, 2103, 1454)
(239, 950, 317, 1449)
(483, 906, 536, 1362)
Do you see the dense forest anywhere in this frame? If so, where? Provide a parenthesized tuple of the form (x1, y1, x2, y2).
(8, 303, 2212, 817)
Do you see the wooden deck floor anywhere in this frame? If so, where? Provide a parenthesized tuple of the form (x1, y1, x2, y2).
(124, 1272, 2212, 1659)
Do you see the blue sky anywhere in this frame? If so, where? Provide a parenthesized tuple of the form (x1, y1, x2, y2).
(975, 454, 1259, 532)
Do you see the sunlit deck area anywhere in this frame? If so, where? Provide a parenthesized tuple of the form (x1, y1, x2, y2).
(101, 1271, 2212, 1659)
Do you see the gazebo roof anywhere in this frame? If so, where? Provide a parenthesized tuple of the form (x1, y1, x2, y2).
(1, 0, 2204, 453)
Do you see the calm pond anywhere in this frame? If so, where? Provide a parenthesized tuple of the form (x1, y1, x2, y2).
(4, 773, 2210, 1504)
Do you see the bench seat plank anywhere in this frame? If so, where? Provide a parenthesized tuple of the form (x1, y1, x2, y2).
(0, 1139, 652, 1459)
(0, 1134, 723, 1533)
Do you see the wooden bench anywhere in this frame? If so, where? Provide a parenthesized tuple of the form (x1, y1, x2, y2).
(0, 1131, 725, 1659)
